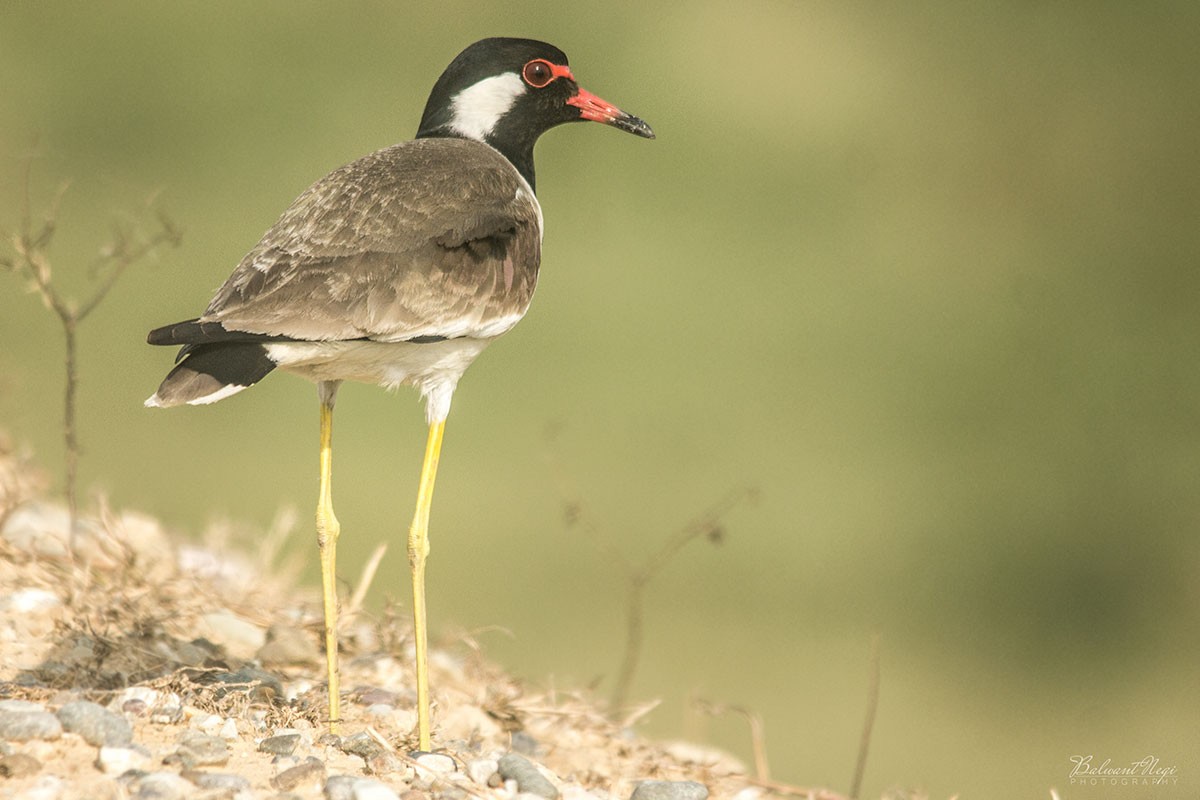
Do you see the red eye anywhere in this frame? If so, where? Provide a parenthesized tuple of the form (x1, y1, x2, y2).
(522, 59, 554, 88)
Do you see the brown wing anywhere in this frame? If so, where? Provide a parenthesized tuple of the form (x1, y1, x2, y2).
(202, 137, 541, 342)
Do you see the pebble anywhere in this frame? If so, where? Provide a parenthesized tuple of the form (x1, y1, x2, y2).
(272, 756, 325, 791)
(0, 708, 62, 741)
(368, 751, 409, 776)
(197, 610, 267, 654)
(149, 693, 184, 724)
(198, 665, 284, 702)
(218, 717, 240, 740)
(0, 588, 60, 613)
(0, 751, 41, 777)
(169, 730, 229, 767)
(17, 774, 65, 800)
(0, 700, 46, 713)
(260, 732, 303, 756)
(114, 686, 160, 708)
(414, 752, 456, 775)
(352, 778, 402, 800)
(629, 780, 710, 800)
(57, 700, 133, 747)
(338, 730, 388, 761)
(96, 744, 152, 775)
(181, 769, 252, 792)
(498, 753, 559, 800)
(324, 775, 358, 800)
(126, 770, 192, 800)
(466, 758, 498, 786)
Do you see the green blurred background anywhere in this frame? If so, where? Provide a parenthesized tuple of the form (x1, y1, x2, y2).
(2, 3, 1197, 797)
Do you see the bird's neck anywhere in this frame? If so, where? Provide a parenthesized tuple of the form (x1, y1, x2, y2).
(416, 129, 538, 193)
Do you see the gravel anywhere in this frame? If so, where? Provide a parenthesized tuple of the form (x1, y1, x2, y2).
(168, 730, 229, 768)
(0, 708, 62, 742)
(56, 700, 133, 747)
(260, 732, 304, 756)
(498, 753, 560, 800)
(0, 481, 746, 800)
(629, 781, 710, 800)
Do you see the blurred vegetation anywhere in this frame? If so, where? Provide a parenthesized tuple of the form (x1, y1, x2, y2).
(2, 2, 1197, 797)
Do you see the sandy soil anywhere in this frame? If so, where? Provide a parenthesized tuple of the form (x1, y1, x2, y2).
(0, 435, 855, 800)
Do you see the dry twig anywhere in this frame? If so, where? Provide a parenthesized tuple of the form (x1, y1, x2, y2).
(2, 155, 181, 537)
(849, 633, 882, 798)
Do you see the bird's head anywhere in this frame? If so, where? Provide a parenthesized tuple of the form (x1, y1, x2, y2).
(417, 38, 654, 187)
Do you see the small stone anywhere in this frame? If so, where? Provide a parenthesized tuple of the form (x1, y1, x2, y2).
(128, 771, 191, 800)
(17, 774, 64, 800)
(182, 770, 252, 792)
(257, 623, 320, 665)
(149, 693, 184, 724)
(97, 744, 152, 775)
(324, 774, 358, 800)
(0, 752, 42, 777)
(352, 778, 401, 800)
(466, 758, 497, 786)
(121, 699, 148, 717)
(57, 700, 133, 747)
(414, 752, 456, 776)
(260, 733, 303, 756)
(114, 686, 160, 708)
(0, 700, 46, 713)
(629, 780, 709, 800)
(338, 730, 388, 760)
(197, 610, 267, 655)
(197, 665, 284, 702)
(366, 752, 408, 776)
(217, 718, 239, 740)
(0, 588, 60, 613)
(0, 709, 62, 741)
(195, 713, 223, 732)
(497, 754, 558, 800)
(169, 730, 229, 767)
(272, 756, 325, 791)
(729, 789, 765, 800)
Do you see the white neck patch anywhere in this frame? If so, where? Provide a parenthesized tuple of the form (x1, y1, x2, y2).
(448, 72, 526, 141)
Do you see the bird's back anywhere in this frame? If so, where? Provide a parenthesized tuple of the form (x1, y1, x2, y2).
(146, 137, 543, 411)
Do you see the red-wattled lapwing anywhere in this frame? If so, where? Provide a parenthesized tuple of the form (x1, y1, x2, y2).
(145, 38, 653, 748)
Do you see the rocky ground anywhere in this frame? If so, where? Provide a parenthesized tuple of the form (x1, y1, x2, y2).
(0, 436, 855, 800)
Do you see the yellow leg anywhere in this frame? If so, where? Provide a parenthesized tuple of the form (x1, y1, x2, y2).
(409, 419, 445, 752)
(316, 387, 342, 733)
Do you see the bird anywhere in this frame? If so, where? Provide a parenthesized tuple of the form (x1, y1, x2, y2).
(144, 38, 653, 750)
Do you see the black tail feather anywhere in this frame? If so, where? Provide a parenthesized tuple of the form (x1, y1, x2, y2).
(146, 341, 277, 407)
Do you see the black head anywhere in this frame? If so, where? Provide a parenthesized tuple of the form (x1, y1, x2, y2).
(416, 37, 654, 190)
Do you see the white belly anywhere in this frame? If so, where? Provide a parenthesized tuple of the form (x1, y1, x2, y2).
(266, 337, 492, 422)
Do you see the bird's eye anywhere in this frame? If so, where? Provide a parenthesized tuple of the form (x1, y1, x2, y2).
(522, 59, 555, 88)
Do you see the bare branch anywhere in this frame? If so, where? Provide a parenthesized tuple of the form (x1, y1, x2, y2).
(849, 633, 882, 799)
(2, 156, 181, 540)
(693, 698, 771, 781)
(78, 204, 181, 322)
